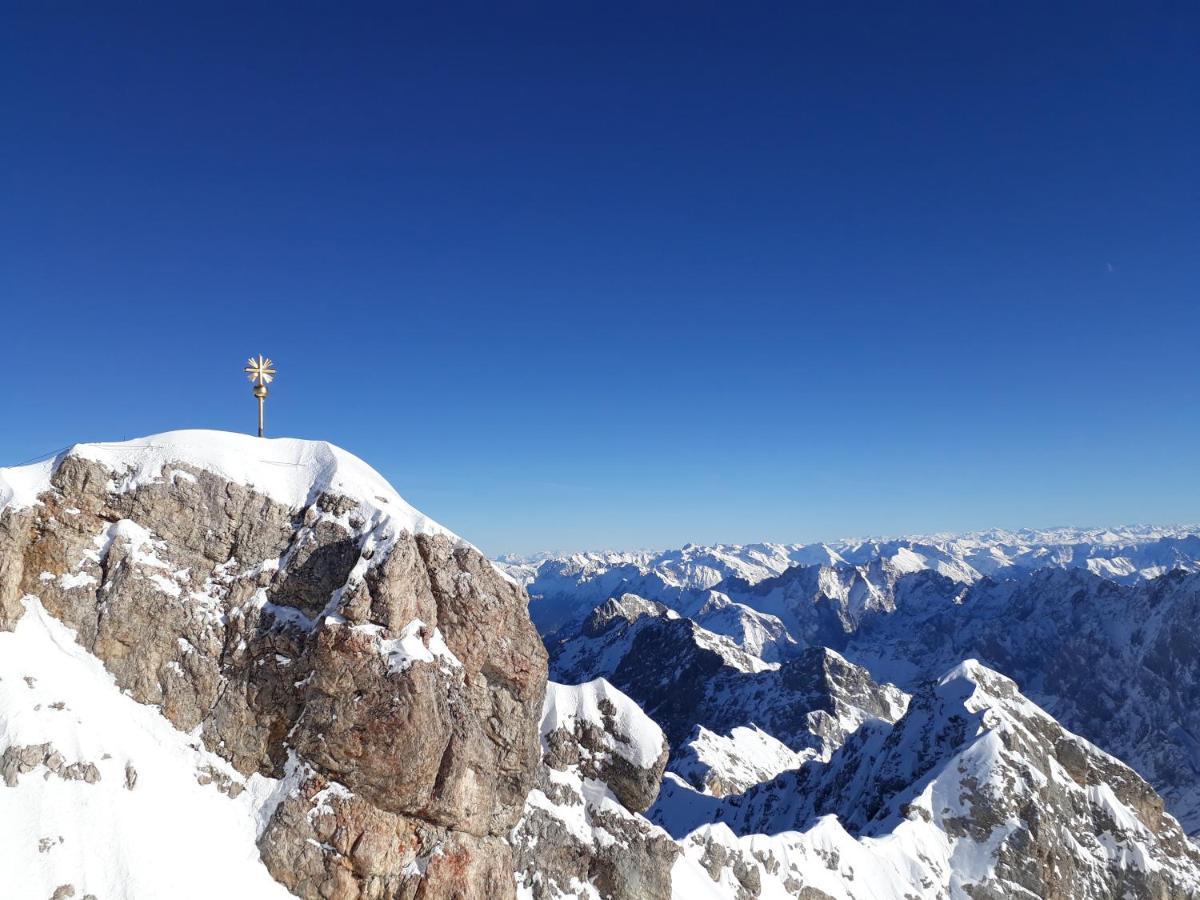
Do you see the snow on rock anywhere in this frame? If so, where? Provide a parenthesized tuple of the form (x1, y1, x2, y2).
(1, 429, 465, 546)
(0, 457, 56, 513)
(0, 429, 550, 899)
(512, 679, 678, 900)
(352, 619, 463, 675)
(0, 597, 292, 900)
(542, 679, 665, 771)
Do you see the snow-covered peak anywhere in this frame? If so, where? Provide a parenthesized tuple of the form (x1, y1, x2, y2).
(937, 657, 1005, 691)
(541, 678, 665, 770)
(1, 430, 463, 546)
(671, 724, 810, 797)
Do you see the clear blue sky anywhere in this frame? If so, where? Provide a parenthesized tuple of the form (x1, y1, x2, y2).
(2, 4, 1197, 555)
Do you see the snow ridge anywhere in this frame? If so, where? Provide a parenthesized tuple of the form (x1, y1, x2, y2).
(1, 429, 463, 546)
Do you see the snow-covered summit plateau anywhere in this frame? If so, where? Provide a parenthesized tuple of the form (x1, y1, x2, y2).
(1, 429, 462, 545)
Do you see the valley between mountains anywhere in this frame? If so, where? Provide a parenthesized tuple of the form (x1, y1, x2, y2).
(2, 432, 1198, 899)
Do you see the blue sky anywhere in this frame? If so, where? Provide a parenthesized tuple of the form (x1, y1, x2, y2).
(2, 4, 1198, 555)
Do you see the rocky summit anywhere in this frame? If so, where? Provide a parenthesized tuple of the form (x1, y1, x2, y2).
(3, 432, 1200, 899)
(0, 431, 547, 899)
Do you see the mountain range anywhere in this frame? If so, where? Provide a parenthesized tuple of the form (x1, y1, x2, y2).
(512, 532, 1200, 839)
(499, 525, 1200, 636)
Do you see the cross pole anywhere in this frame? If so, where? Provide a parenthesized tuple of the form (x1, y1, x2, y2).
(243, 355, 276, 437)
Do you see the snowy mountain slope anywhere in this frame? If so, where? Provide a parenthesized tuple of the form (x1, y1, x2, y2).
(516, 662, 1200, 899)
(687, 561, 1200, 836)
(542, 542, 1200, 836)
(669, 725, 808, 797)
(728, 557, 908, 649)
(551, 594, 774, 688)
(834, 566, 1200, 837)
(511, 679, 679, 900)
(502, 543, 848, 635)
(651, 660, 1200, 899)
(0, 597, 294, 900)
(670, 589, 798, 662)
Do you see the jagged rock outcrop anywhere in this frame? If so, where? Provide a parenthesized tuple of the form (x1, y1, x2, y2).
(509, 679, 678, 900)
(0, 432, 548, 899)
(551, 596, 906, 776)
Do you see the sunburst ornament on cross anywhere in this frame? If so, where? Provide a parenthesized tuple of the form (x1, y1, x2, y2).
(244, 354, 276, 437)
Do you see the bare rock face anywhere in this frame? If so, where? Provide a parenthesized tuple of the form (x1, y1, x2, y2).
(510, 679, 678, 900)
(0, 438, 548, 899)
(259, 764, 518, 900)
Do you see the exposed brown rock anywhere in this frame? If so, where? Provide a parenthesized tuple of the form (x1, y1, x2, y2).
(0, 450, 548, 899)
(511, 681, 678, 900)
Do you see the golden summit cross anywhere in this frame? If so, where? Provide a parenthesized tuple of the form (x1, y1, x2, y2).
(244, 354, 276, 437)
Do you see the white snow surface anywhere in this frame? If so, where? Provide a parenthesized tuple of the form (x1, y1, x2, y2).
(1, 430, 463, 546)
(672, 725, 810, 796)
(353, 620, 462, 675)
(0, 597, 292, 899)
(541, 679, 665, 769)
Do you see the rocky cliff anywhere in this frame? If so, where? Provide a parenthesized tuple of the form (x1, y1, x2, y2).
(0, 431, 548, 899)
(510, 679, 678, 900)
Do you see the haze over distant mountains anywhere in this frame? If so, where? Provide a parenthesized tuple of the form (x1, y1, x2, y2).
(498, 524, 1200, 634)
